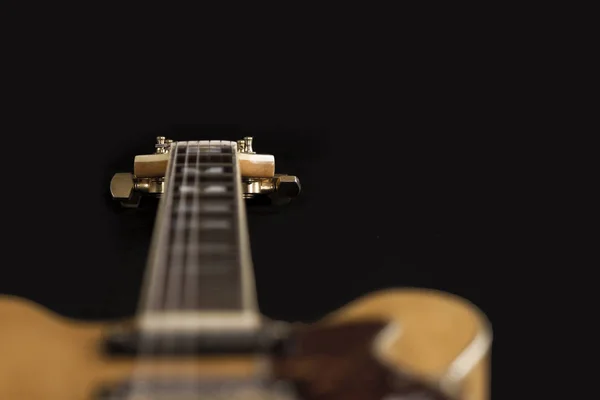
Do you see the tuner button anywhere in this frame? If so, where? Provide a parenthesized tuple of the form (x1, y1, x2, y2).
(276, 175, 301, 197)
(110, 173, 134, 200)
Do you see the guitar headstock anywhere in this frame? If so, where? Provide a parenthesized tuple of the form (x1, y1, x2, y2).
(110, 136, 301, 208)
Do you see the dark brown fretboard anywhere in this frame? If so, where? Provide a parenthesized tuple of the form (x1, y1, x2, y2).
(139, 141, 257, 315)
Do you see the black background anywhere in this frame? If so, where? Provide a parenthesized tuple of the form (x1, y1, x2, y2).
(1, 124, 497, 320)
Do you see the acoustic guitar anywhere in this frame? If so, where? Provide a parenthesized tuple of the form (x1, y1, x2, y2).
(0, 137, 492, 399)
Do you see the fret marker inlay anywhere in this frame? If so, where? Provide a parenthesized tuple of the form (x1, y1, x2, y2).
(199, 218, 231, 230)
(203, 184, 228, 193)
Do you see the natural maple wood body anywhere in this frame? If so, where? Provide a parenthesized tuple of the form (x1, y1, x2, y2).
(0, 288, 491, 400)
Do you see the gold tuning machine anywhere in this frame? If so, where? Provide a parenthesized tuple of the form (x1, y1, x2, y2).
(154, 136, 173, 154)
(110, 136, 301, 208)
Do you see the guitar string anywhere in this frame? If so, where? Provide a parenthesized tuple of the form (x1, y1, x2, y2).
(183, 140, 201, 311)
(161, 140, 192, 389)
(129, 141, 264, 397)
(149, 140, 190, 394)
(165, 140, 191, 316)
(137, 141, 200, 395)
(178, 140, 240, 394)
(166, 141, 231, 393)
(188, 141, 202, 386)
(186, 140, 202, 393)
(128, 141, 180, 397)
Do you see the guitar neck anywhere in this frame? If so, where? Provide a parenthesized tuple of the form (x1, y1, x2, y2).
(137, 140, 259, 328)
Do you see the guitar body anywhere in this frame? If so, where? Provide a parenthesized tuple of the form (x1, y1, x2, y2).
(0, 138, 492, 399)
(0, 288, 491, 400)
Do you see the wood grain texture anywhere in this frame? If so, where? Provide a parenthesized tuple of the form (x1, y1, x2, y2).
(0, 289, 491, 400)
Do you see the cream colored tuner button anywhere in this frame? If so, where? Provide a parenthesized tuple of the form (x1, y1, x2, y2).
(110, 172, 134, 199)
(110, 172, 140, 208)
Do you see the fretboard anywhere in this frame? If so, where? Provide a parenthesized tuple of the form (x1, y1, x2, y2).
(138, 141, 258, 320)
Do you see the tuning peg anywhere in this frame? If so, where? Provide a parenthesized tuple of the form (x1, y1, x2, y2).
(237, 136, 255, 154)
(155, 136, 173, 154)
(110, 173, 141, 208)
(275, 174, 301, 198)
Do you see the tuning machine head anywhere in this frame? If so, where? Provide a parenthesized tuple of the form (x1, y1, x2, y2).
(110, 136, 300, 208)
(275, 174, 301, 197)
(110, 172, 140, 208)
